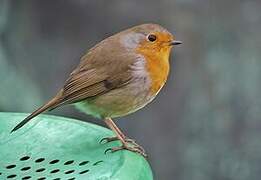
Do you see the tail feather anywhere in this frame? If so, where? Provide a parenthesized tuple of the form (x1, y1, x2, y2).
(11, 95, 62, 133)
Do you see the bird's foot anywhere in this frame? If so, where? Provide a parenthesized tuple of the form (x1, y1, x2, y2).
(100, 136, 136, 144)
(103, 138, 147, 158)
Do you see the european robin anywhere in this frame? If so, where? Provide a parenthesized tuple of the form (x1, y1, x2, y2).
(11, 23, 182, 157)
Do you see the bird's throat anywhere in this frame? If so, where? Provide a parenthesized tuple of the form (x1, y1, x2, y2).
(136, 47, 170, 95)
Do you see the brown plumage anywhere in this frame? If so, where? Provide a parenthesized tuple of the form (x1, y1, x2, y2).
(11, 23, 182, 157)
(11, 29, 135, 132)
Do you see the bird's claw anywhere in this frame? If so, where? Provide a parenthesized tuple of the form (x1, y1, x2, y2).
(100, 136, 119, 144)
(104, 144, 147, 158)
(100, 136, 136, 144)
(101, 136, 147, 157)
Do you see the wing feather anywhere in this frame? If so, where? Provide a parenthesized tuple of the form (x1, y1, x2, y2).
(57, 37, 136, 106)
(59, 66, 133, 105)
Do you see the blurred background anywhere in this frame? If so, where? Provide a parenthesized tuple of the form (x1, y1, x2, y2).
(1, 0, 261, 179)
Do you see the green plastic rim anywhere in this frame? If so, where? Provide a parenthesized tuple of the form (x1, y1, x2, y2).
(0, 112, 153, 180)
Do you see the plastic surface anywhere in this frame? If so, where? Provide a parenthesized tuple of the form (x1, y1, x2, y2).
(0, 112, 153, 180)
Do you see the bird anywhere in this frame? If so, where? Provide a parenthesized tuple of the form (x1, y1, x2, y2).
(11, 23, 182, 157)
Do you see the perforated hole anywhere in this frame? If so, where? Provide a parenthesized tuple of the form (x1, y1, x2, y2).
(22, 176, 32, 179)
(35, 158, 45, 163)
(7, 174, 17, 178)
(64, 160, 74, 165)
(36, 168, 45, 172)
(64, 170, 75, 174)
(49, 159, 59, 164)
(6, 165, 16, 169)
(79, 170, 89, 174)
(21, 166, 31, 171)
(1, 156, 106, 179)
(79, 161, 89, 166)
(20, 156, 30, 161)
(50, 169, 60, 174)
(37, 177, 46, 180)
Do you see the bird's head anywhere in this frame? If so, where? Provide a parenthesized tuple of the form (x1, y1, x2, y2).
(120, 23, 182, 58)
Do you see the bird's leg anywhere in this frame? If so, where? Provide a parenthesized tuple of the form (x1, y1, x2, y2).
(102, 118, 147, 157)
(100, 119, 136, 144)
(103, 118, 143, 148)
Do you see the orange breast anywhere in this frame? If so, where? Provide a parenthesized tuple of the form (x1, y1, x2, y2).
(137, 46, 170, 95)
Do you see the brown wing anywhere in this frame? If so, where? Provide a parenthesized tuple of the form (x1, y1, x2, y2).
(11, 56, 134, 133)
(58, 46, 134, 106)
(60, 68, 132, 105)
(58, 39, 135, 106)
(11, 30, 138, 133)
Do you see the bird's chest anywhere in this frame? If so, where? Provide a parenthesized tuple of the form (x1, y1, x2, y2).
(143, 53, 170, 95)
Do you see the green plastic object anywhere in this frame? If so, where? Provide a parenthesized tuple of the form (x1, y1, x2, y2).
(0, 112, 153, 180)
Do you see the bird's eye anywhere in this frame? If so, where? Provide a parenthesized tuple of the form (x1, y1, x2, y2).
(147, 34, 157, 42)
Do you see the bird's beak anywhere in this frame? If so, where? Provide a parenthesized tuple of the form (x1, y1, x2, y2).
(170, 40, 182, 46)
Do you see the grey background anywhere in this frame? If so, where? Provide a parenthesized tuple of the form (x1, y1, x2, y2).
(1, 0, 261, 179)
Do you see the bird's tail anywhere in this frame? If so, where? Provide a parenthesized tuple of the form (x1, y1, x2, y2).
(11, 91, 63, 133)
